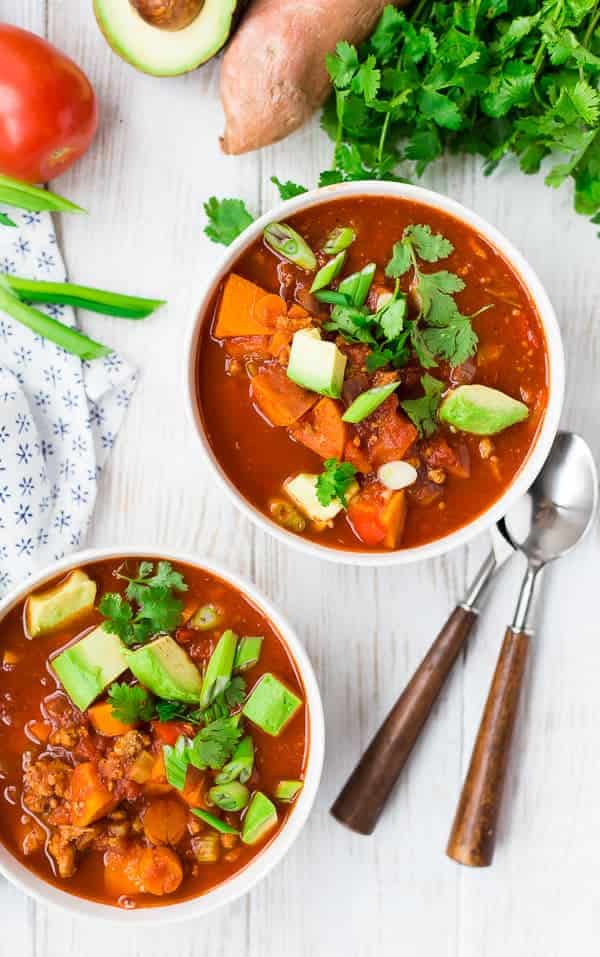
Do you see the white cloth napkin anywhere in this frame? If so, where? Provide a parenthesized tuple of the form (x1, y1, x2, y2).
(0, 206, 137, 598)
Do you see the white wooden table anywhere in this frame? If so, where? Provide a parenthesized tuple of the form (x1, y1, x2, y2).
(3, 4, 600, 955)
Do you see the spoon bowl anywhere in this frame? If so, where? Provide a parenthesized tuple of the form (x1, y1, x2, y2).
(500, 431, 598, 565)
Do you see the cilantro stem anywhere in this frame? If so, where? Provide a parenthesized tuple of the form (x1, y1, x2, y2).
(583, 2, 600, 47)
(377, 112, 392, 168)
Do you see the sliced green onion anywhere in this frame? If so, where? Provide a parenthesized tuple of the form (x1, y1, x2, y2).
(274, 780, 304, 802)
(0, 175, 85, 215)
(163, 738, 189, 791)
(310, 251, 346, 293)
(215, 735, 255, 785)
(191, 809, 239, 835)
(322, 226, 356, 255)
(0, 212, 17, 228)
(342, 380, 402, 424)
(338, 263, 376, 307)
(0, 276, 110, 360)
(263, 222, 317, 271)
(314, 289, 352, 306)
(209, 781, 250, 811)
(189, 603, 225, 631)
(5, 276, 164, 319)
(234, 637, 263, 673)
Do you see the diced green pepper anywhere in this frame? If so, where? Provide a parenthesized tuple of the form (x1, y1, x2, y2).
(200, 630, 238, 708)
(234, 637, 263, 673)
(310, 251, 346, 293)
(242, 673, 302, 736)
(342, 381, 401, 424)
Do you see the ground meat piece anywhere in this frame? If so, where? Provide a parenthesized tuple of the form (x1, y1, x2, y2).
(342, 373, 369, 407)
(336, 339, 370, 374)
(23, 757, 72, 815)
(49, 727, 79, 749)
(47, 825, 96, 879)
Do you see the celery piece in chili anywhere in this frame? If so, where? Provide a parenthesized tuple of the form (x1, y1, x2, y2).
(0, 278, 111, 360)
(6, 276, 165, 319)
(0, 174, 86, 215)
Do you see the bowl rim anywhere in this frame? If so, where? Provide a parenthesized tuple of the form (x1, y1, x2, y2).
(0, 546, 325, 925)
(185, 180, 565, 566)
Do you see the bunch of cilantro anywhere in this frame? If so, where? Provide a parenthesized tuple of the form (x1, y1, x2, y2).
(204, 0, 600, 243)
(320, 0, 600, 231)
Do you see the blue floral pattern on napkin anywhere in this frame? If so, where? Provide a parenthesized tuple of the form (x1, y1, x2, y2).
(0, 207, 136, 597)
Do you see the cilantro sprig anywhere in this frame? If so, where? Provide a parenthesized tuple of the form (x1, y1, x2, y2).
(401, 373, 445, 437)
(316, 458, 358, 508)
(203, 197, 254, 246)
(98, 560, 187, 647)
(107, 682, 155, 724)
(163, 716, 243, 789)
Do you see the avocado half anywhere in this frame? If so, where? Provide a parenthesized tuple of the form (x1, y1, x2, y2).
(94, 0, 246, 76)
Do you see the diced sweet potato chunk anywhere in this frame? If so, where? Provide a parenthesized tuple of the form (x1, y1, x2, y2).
(251, 363, 318, 426)
(214, 274, 286, 338)
(343, 437, 372, 474)
(289, 397, 347, 460)
(70, 762, 119, 827)
(143, 798, 188, 846)
(366, 398, 418, 468)
(88, 702, 137, 737)
(348, 484, 407, 548)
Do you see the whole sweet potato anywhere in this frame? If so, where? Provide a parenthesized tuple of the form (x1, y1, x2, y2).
(220, 0, 409, 154)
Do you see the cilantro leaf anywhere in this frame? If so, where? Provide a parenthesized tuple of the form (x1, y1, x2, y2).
(271, 176, 308, 200)
(401, 373, 444, 437)
(98, 593, 135, 644)
(316, 458, 358, 508)
(108, 682, 155, 724)
(385, 240, 413, 278)
(327, 41, 360, 88)
(163, 737, 189, 790)
(404, 225, 454, 263)
(203, 197, 254, 246)
(189, 717, 243, 771)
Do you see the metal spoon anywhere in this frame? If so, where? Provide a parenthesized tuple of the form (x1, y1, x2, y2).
(447, 431, 598, 867)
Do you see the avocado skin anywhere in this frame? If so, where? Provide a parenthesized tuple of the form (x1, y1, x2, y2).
(93, 0, 249, 77)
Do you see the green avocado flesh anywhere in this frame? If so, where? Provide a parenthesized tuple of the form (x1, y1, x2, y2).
(26, 569, 97, 639)
(440, 384, 529, 435)
(242, 673, 302, 736)
(241, 792, 278, 846)
(94, 0, 243, 77)
(52, 624, 128, 711)
(124, 634, 203, 702)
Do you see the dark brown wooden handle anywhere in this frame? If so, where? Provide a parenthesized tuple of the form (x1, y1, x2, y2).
(331, 605, 477, 835)
(447, 627, 530, 867)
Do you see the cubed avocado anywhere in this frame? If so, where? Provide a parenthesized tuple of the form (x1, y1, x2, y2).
(124, 635, 202, 703)
(285, 473, 359, 523)
(242, 673, 302, 736)
(26, 569, 97, 638)
(439, 385, 529, 435)
(241, 791, 278, 846)
(51, 624, 128, 711)
(286, 328, 347, 398)
(200, 629, 238, 708)
(274, 780, 304, 802)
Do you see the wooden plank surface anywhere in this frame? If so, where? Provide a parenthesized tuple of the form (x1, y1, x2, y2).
(1, 3, 600, 955)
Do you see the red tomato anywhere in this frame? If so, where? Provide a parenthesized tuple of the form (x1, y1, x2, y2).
(0, 24, 98, 183)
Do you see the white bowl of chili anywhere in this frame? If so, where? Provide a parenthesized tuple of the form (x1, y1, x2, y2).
(187, 181, 564, 566)
(0, 548, 324, 923)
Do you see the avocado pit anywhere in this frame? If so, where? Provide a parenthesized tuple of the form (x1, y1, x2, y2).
(130, 0, 203, 31)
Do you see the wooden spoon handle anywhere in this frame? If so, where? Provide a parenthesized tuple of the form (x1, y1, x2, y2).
(331, 605, 477, 835)
(447, 627, 530, 867)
